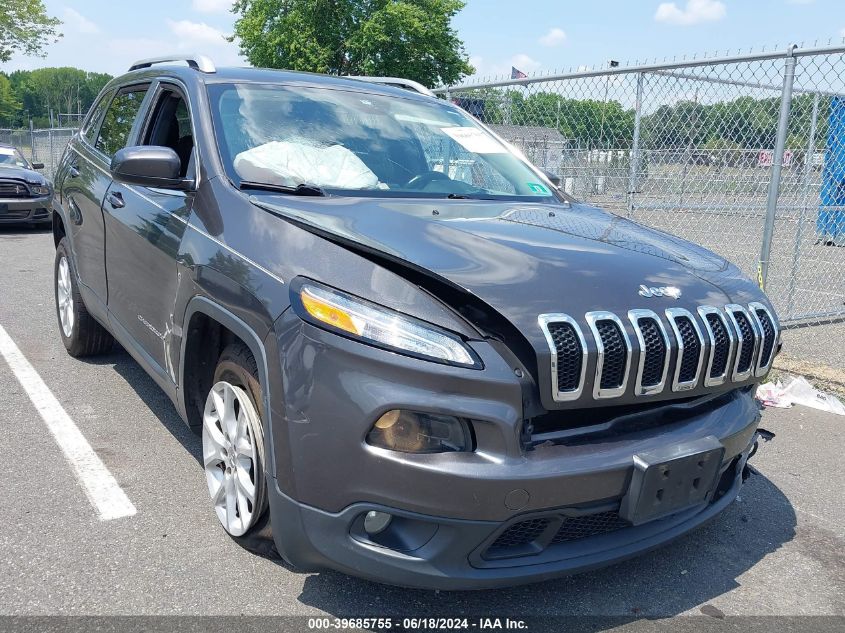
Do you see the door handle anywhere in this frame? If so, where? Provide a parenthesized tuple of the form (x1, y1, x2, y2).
(106, 191, 125, 209)
(68, 165, 80, 178)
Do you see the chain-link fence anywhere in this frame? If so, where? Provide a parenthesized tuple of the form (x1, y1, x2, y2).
(437, 44, 845, 373)
(1, 52, 843, 372)
(0, 128, 77, 180)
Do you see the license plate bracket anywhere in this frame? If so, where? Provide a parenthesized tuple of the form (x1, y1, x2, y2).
(619, 436, 724, 526)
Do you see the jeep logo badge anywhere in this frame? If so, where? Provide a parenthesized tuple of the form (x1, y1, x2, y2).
(638, 284, 682, 299)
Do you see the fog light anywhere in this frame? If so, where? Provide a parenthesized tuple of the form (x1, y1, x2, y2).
(363, 511, 392, 535)
(367, 410, 473, 453)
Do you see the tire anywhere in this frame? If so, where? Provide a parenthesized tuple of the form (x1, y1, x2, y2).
(54, 238, 114, 357)
(202, 343, 269, 538)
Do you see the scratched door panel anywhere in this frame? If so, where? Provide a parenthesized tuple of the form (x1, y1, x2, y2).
(103, 181, 191, 382)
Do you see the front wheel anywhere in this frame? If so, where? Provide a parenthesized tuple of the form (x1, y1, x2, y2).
(202, 343, 268, 537)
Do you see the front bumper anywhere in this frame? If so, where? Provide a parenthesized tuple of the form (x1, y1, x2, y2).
(266, 314, 761, 589)
(268, 444, 753, 589)
(0, 196, 52, 223)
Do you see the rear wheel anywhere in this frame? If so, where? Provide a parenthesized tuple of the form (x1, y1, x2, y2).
(54, 238, 114, 357)
(202, 343, 268, 537)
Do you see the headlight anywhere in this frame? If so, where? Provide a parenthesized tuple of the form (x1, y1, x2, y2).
(29, 184, 50, 196)
(293, 281, 481, 368)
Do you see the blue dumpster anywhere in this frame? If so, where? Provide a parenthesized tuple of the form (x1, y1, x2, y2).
(818, 96, 845, 244)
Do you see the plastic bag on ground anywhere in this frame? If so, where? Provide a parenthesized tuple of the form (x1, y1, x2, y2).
(756, 376, 845, 415)
(755, 382, 792, 408)
(234, 141, 379, 190)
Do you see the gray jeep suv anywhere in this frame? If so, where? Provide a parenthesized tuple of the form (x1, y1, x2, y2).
(51, 55, 780, 589)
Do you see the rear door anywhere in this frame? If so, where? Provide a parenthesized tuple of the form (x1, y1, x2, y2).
(103, 81, 194, 383)
(60, 89, 115, 304)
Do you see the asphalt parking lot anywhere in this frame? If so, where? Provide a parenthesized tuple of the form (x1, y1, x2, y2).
(0, 226, 843, 626)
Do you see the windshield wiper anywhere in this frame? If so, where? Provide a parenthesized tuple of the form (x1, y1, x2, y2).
(446, 192, 496, 200)
(240, 181, 326, 196)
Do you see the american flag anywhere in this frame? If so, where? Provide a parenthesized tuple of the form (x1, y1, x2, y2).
(511, 66, 528, 79)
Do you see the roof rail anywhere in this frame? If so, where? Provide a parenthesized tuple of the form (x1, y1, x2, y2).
(129, 54, 216, 74)
(346, 76, 436, 97)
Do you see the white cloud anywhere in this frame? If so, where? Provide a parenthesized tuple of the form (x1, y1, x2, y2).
(466, 53, 542, 79)
(192, 0, 233, 13)
(107, 37, 171, 61)
(539, 27, 567, 47)
(4, 12, 242, 76)
(654, 0, 726, 26)
(62, 7, 99, 34)
(166, 19, 228, 45)
(511, 53, 541, 73)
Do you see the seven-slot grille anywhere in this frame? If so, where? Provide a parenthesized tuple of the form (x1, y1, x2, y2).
(586, 312, 632, 399)
(638, 318, 666, 387)
(595, 321, 627, 389)
(750, 302, 778, 376)
(0, 180, 31, 198)
(539, 302, 777, 402)
(539, 314, 587, 401)
(675, 318, 700, 381)
(734, 314, 754, 371)
(726, 305, 757, 380)
(698, 306, 735, 387)
(706, 315, 730, 376)
(628, 309, 670, 396)
(547, 322, 583, 392)
(666, 309, 704, 390)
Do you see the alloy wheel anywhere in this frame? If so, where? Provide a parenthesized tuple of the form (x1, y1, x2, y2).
(57, 255, 74, 338)
(202, 381, 261, 536)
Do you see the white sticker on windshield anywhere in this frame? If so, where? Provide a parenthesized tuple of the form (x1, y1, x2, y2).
(441, 127, 507, 154)
(0, 147, 15, 156)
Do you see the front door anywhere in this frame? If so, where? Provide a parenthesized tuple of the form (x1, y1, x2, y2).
(103, 83, 194, 382)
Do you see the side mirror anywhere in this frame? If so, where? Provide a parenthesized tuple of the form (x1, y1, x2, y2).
(31, 162, 45, 170)
(111, 146, 189, 189)
(542, 168, 562, 188)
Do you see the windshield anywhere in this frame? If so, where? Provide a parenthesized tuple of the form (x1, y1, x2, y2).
(0, 148, 29, 169)
(208, 82, 561, 201)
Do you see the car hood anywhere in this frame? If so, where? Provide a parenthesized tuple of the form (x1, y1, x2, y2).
(252, 196, 764, 340)
(0, 165, 49, 185)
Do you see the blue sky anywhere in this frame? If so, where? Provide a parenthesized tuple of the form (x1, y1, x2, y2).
(3, 0, 844, 80)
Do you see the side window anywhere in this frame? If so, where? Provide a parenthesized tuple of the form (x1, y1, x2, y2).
(142, 88, 194, 177)
(81, 89, 114, 145)
(95, 87, 149, 157)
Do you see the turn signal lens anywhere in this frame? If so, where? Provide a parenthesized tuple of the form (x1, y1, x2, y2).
(300, 288, 362, 335)
(295, 283, 480, 368)
(367, 410, 473, 453)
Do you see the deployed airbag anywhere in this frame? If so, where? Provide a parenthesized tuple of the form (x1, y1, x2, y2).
(233, 141, 379, 189)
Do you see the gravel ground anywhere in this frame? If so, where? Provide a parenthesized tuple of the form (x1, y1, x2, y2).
(0, 227, 842, 628)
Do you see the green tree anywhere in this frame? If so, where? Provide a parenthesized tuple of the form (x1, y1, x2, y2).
(456, 89, 635, 149)
(0, 73, 22, 125)
(0, 67, 112, 127)
(17, 68, 111, 121)
(0, 0, 61, 62)
(231, 0, 473, 88)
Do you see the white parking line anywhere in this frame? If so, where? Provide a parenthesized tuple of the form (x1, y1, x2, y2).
(0, 324, 136, 521)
